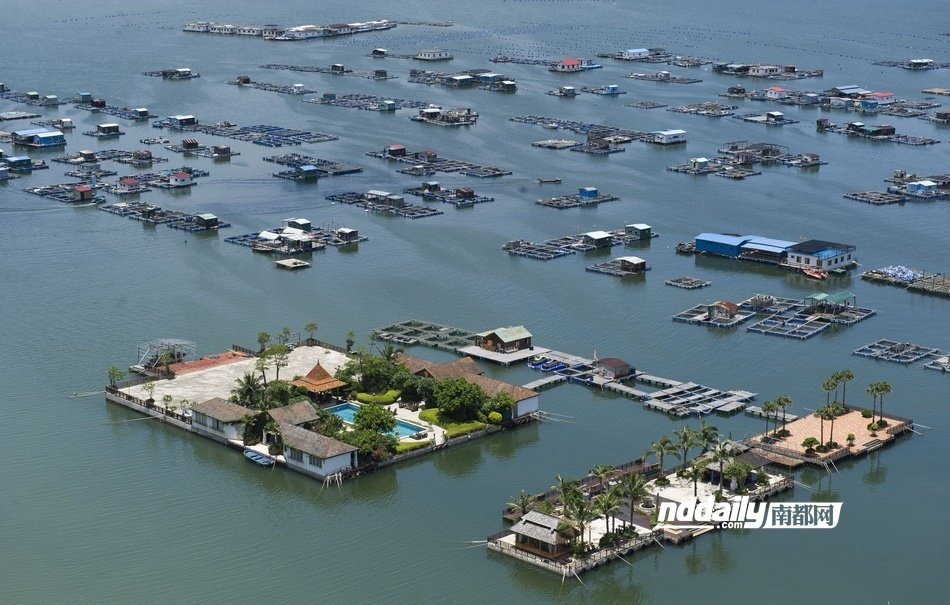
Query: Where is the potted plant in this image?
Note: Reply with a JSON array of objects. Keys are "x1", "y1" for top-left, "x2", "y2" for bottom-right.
[
  {"x1": 869, "y1": 422, "x2": 879, "y2": 437},
  {"x1": 846, "y1": 433, "x2": 855, "y2": 447}
]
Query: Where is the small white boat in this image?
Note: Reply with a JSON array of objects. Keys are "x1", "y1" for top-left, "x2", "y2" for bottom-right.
[{"x1": 244, "y1": 450, "x2": 275, "y2": 466}]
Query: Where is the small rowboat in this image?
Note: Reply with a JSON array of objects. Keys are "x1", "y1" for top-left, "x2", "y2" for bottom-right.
[
  {"x1": 244, "y1": 449, "x2": 275, "y2": 466},
  {"x1": 537, "y1": 177, "x2": 562, "y2": 184},
  {"x1": 802, "y1": 267, "x2": 829, "y2": 280}
]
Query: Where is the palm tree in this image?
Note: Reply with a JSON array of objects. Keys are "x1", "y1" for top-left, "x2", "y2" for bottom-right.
[
  {"x1": 686, "y1": 460, "x2": 706, "y2": 500},
  {"x1": 827, "y1": 402, "x2": 844, "y2": 447},
  {"x1": 507, "y1": 490, "x2": 535, "y2": 517},
  {"x1": 876, "y1": 381, "x2": 891, "y2": 424},
  {"x1": 674, "y1": 426, "x2": 700, "y2": 470},
  {"x1": 775, "y1": 394, "x2": 793, "y2": 434},
  {"x1": 866, "y1": 382, "x2": 879, "y2": 420},
  {"x1": 814, "y1": 405, "x2": 828, "y2": 446},
  {"x1": 231, "y1": 372, "x2": 265, "y2": 409},
  {"x1": 835, "y1": 369, "x2": 854, "y2": 406},
  {"x1": 304, "y1": 322, "x2": 318, "y2": 343},
  {"x1": 593, "y1": 490, "x2": 621, "y2": 535},
  {"x1": 255, "y1": 354, "x2": 272, "y2": 387},
  {"x1": 697, "y1": 421, "x2": 719, "y2": 453},
  {"x1": 723, "y1": 460, "x2": 752, "y2": 492},
  {"x1": 709, "y1": 441, "x2": 734, "y2": 491},
  {"x1": 564, "y1": 498, "x2": 596, "y2": 547},
  {"x1": 279, "y1": 327, "x2": 292, "y2": 345},
  {"x1": 553, "y1": 474, "x2": 582, "y2": 510},
  {"x1": 589, "y1": 464, "x2": 615, "y2": 495},
  {"x1": 645, "y1": 436, "x2": 677, "y2": 476},
  {"x1": 617, "y1": 472, "x2": 648, "y2": 529},
  {"x1": 821, "y1": 377, "x2": 837, "y2": 407},
  {"x1": 761, "y1": 400, "x2": 776, "y2": 438}
]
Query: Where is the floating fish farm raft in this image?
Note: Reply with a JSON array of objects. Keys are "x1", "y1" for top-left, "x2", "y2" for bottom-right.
[
  {"x1": 536, "y1": 190, "x2": 619, "y2": 209},
  {"x1": 24, "y1": 183, "x2": 106, "y2": 204},
  {"x1": 142, "y1": 68, "x2": 200, "y2": 79},
  {"x1": 366, "y1": 147, "x2": 511, "y2": 177},
  {"x1": 816, "y1": 119, "x2": 940, "y2": 145},
  {"x1": 99, "y1": 201, "x2": 229, "y2": 231},
  {"x1": 64, "y1": 165, "x2": 117, "y2": 179},
  {"x1": 531, "y1": 139, "x2": 581, "y2": 149},
  {"x1": 510, "y1": 115, "x2": 650, "y2": 142},
  {"x1": 261, "y1": 63, "x2": 397, "y2": 80},
  {"x1": 627, "y1": 100, "x2": 668, "y2": 109},
  {"x1": 152, "y1": 119, "x2": 337, "y2": 147},
  {"x1": 73, "y1": 102, "x2": 157, "y2": 120},
  {"x1": 872, "y1": 59, "x2": 950, "y2": 70},
  {"x1": 0, "y1": 88, "x2": 68, "y2": 106},
  {"x1": 0, "y1": 111, "x2": 41, "y2": 122},
  {"x1": 712, "y1": 63, "x2": 823, "y2": 80},
  {"x1": 225, "y1": 223, "x2": 368, "y2": 254},
  {"x1": 843, "y1": 191, "x2": 906, "y2": 205},
  {"x1": 597, "y1": 48, "x2": 675, "y2": 63},
  {"x1": 490, "y1": 56, "x2": 554, "y2": 66},
  {"x1": 403, "y1": 185, "x2": 494, "y2": 207},
  {"x1": 502, "y1": 228, "x2": 634, "y2": 260},
  {"x1": 372, "y1": 319, "x2": 477, "y2": 350},
  {"x1": 164, "y1": 141, "x2": 240, "y2": 159},
  {"x1": 740, "y1": 292, "x2": 876, "y2": 340},
  {"x1": 407, "y1": 69, "x2": 517, "y2": 92},
  {"x1": 264, "y1": 154, "x2": 363, "y2": 177},
  {"x1": 861, "y1": 266, "x2": 950, "y2": 298},
  {"x1": 625, "y1": 71, "x2": 701, "y2": 84},
  {"x1": 734, "y1": 112, "x2": 799, "y2": 125},
  {"x1": 665, "y1": 276, "x2": 712, "y2": 289},
  {"x1": 585, "y1": 257, "x2": 650, "y2": 277},
  {"x1": 668, "y1": 101, "x2": 737, "y2": 117},
  {"x1": 226, "y1": 79, "x2": 316, "y2": 95},
  {"x1": 52, "y1": 149, "x2": 169, "y2": 167},
  {"x1": 325, "y1": 191, "x2": 444, "y2": 219},
  {"x1": 303, "y1": 93, "x2": 430, "y2": 111},
  {"x1": 853, "y1": 339, "x2": 942, "y2": 365},
  {"x1": 673, "y1": 302, "x2": 757, "y2": 328}
]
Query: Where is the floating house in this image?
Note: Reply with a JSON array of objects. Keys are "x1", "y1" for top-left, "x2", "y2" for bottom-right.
[
  {"x1": 166, "y1": 115, "x2": 198, "y2": 128},
  {"x1": 582, "y1": 230, "x2": 613, "y2": 249},
  {"x1": 415, "y1": 49, "x2": 452, "y2": 61},
  {"x1": 650, "y1": 129, "x2": 687, "y2": 145},
  {"x1": 551, "y1": 58, "x2": 583, "y2": 73},
  {"x1": 596, "y1": 357, "x2": 633, "y2": 380},
  {"x1": 707, "y1": 300, "x2": 739, "y2": 321},
  {"x1": 748, "y1": 65, "x2": 782, "y2": 77},
  {"x1": 625, "y1": 224, "x2": 653, "y2": 240},
  {"x1": 621, "y1": 48, "x2": 651, "y2": 60},
  {"x1": 336, "y1": 227, "x2": 360, "y2": 243},
  {"x1": 194, "y1": 213, "x2": 220, "y2": 229},
  {"x1": 617, "y1": 256, "x2": 648, "y2": 273},
  {"x1": 905, "y1": 180, "x2": 938, "y2": 198},
  {"x1": 190, "y1": 397, "x2": 254, "y2": 444},
  {"x1": 764, "y1": 86, "x2": 787, "y2": 100},
  {"x1": 475, "y1": 326, "x2": 532, "y2": 354},
  {"x1": 785, "y1": 240, "x2": 856, "y2": 270},
  {"x1": 279, "y1": 422, "x2": 358, "y2": 480},
  {"x1": 509, "y1": 511, "x2": 575, "y2": 560},
  {"x1": 12, "y1": 128, "x2": 66, "y2": 148}
]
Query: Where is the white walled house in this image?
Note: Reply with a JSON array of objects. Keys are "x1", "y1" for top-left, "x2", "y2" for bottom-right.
[
  {"x1": 190, "y1": 398, "x2": 254, "y2": 443},
  {"x1": 785, "y1": 240, "x2": 856, "y2": 270},
  {"x1": 280, "y1": 423, "x2": 358, "y2": 479},
  {"x1": 651, "y1": 129, "x2": 687, "y2": 145}
]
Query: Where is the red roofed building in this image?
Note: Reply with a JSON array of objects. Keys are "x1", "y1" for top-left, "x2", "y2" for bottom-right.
[{"x1": 551, "y1": 58, "x2": 583, "y2": 73}]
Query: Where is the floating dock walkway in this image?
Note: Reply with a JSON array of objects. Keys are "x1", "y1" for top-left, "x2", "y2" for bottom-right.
[
  {"x1": 152, "y1": 119, "x2": 337, "y2": 147},
  {"x1": 304, "y1": 94, "x2": 430, "y2": 111},
  {"x1": 260, "y1": 64, "x2": 397, "y2": 80}
]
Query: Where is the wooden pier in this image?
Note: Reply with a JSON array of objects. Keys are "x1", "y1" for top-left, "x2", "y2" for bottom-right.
[{"x1": 522, "y1": 375, "x2": 567, "y2": 391}]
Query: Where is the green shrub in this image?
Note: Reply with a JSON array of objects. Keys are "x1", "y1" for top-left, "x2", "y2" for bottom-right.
[
  {"x1": 355, "y1": 390, "x2": 401, "y2": 405},
  {"x1": 395, "y1": 440, "x2": 432, "y2": 454},
  {"x1": 861, "y1": 409, "x2": 873, "y2": 418},
  {"x1": 487, "y1": 411, "x2": 503, "y2": 424}
]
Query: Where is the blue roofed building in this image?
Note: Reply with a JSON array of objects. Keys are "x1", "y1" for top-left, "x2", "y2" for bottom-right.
[
  {"x1": 694, "y1": 233, "x2": 754, "y2": 257},
  {"x1": 739, "y1": 236, "x2": 797, "y2": 264},
  {"x1": 12, "y1": 128, "x2": 66, "y2": 148}
]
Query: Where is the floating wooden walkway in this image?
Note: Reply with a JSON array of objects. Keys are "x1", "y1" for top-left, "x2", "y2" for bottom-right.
[
  {"x1": 537, "y1": 192, "x2": 619, "y2": 209},
  {"x1": 522, "y1": 375, "x2": 567, "y2": 390},
  {"x1": 745, "y1": 405, "x2": 798, "y2": 422},
  {"x1": 304, "y1": 94, "x2": 430, "y2": 111},
  {"x1": 625, "y1": 72, "x2": 701, "y2": 84},
  {"x1": 260, "y1": 64, "x2": 397, "y2": 80}
]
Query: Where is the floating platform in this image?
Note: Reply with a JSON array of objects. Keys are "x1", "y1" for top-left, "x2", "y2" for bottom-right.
[
  {"x1": 665, "y1": 276, "x2": 712, "y2": 289},
  {"x1": 52, "y1": 149, "x2": 168, "y2": 167},
  {"x1": 0, "y1": 88, "x2": 68, "y2": 107},
  {"x1": 668, "y1": 102, "x2": 737, "y2": 116},
  {"x1": 0, "y1": 111, "x2": 42, "y2": 122},
  {"x1": 275, "y1": 258, "x2": 310, "y2": 270},
  {"x1": 24, "y1": 183, "x2": 105, "y2": 204},
  {"x1": 873, "y1": 59, "x2": 950, "y2": 70},
  {"x1": 226, "y1": 80, "x2": 316, "y2": 95},
  {"x1": 844, "y1": 191, "x2": 905, "y2": 205},
  {"x1": 536, "y1": 192, "x2": 619, "y2": 209},
  {"x1": 531, "y1": 139, "x2": 581, "y2": 149},
  {"x1": 326, "y1": 191, "x2": 444, "y2": 219},
  {"x1": 853, "y1": 339, "x2": 941, "y2": 365},
  {"x1": 672, "y1": 304, "x2": 755, "y2": 327},
  {"x1": 643, "y1": 382, "x2": 756, "y2": 416},
  {"x1": 734, "y1": 113, "x2": 799, "y2": 125},
  {"x1": 264, "y1": 154, "x2": 362, "y2": 176},
  {"x1": 625, "y1": 72, "x2": 701, "y2": 84},
  {"x1": 74, "y1": 103, "x2": 157, "y2": 121},
  {"x1": 862, "y1": 266, "x2": 950, "y2": 298},
  {"x1": 260, "y1": 64, "x2": 397, "y2": 80},
  {"x1": 818, "y1": 121, "x2": 939, "y2": 145},
  {"x1": 626, "y1": 100, "x2": 668, "y2": 109},
  {"x1": 503, "y1": 228, "x2": 635, "y2": 261},
  {"x1": 585, "y1": 258, "x2": 649, "y2": 277},
  {"x1": 372, "y1": 319, "x2": 478, "y2": 352},
  {"x1": 152, "y1": 119, "x2": 337, "y2": 147},
  {"x1": 366, "y1": 147, "x2": 511, "y2": 178},
  {"x1": 304, "y1": 93, "x2": 430, "y2": 111},
  {"x1": 924, "y1": 355, "x2": 950, "y2": 372},
  {"x1": 142, "y1": 68, "x2": 200, "y2": 79},
  {"x1": 99, "y1": 201, "x2": 229, "y2": 231},
  {"x1": 403, "y1": 186, "x2": 494, "y2": 207}
]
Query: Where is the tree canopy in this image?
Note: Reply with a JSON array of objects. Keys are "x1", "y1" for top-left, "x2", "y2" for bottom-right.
[{"x1": 433, "y1": 378, "x2": 487, "y2": 421}]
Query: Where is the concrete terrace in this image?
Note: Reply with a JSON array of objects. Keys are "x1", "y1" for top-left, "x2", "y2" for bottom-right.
[{"x1": 122, "y1": 345, "x2": 349, "y2": 409}]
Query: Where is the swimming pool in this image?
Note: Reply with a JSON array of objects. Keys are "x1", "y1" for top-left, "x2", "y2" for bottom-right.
[{"x1": 326, "y1": 402, "x2": 429, "y2": 439}]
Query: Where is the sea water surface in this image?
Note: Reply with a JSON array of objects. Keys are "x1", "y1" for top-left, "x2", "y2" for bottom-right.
[{"x1": 1, "y1": 1, "x2": 948, "y2": 603}]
